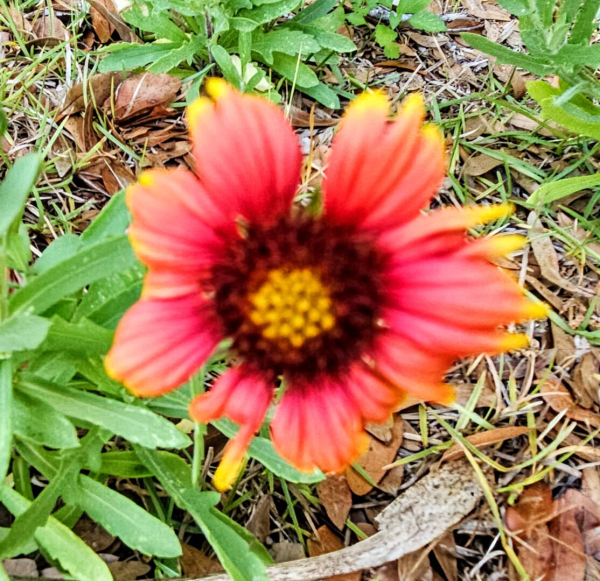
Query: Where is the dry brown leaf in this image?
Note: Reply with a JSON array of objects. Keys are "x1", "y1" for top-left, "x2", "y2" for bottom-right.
[
  {"x1": 346, "y1": 415, "x2": 403, "y2": 496},
  {"x1": 107, "y1": 560, "x2": 151, "y2": 580},
  {"x1": 91, "y1": 0, "x2": 116, "y2": 42},
  {"x1": 246, "y1": 494, "x2": 272, "y2": 543},
  {"x1": 307, "y1": 526, "x2": 361, "y2": 581},
  {"x1": 442, "y1": 426, "x2": 529, "y2": 462},
  {"x1": 101, "y1": 160, "x2": 135, "y2": 196},
  {"x1": 551, "y1": 322, "x2": 577, "y2": 367},
  {"x1": 432, "y1": 533, "x2": 457, "y2": 581},
  {"x1": 397, "y1": 550, "x2": 433, "y2": 581},
  {"x1": 508, "y1": 112, "x2": 557, "y2": 136},
  {"x1": 529, "y1": 212, "x2": 587, "y2": 295},
  {"x1": 29, "y1": 15, "x2": 69, "y2": 47},
  {"x1": 573, "y1": 353, "x2": 600, "y2": 407},
  {"x1": 365, "y1": 418, "x2": 393, "y2": 444},
  {"x1": 87, "y1": 0, "x2": 139, "y2": 42},
  {"x1": 181, "y1": 542, "x2": 223, "y2": 577},
  {"x1": 113, "y1": 73, "x2": 182, "y2": 121},
  {"x1": 61, "y1": 72, "x2": 125, "y2": 117},
  {"x1": 549, "y1": 508, "x2": 585, "y2": 581},
  {"x1": 378, "y1": 464, "x2": 404, "y2": 495},
  {"x1": 462, "y1": 152, "x2": 504, "y2": 176},
  {"x1": 540, "y1": 377, "x2": 600, "y2": 429},
  {"x1": 366, "y1": 561, "x2": 399, "y2": 581},
  {"x1": 317, "y1": 475, "x2": 352, "y2": 530}
]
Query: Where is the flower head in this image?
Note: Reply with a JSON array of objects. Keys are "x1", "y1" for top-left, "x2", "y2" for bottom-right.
[{"x1": 105, "y1": 79, "x2": 547, "y2": 491}]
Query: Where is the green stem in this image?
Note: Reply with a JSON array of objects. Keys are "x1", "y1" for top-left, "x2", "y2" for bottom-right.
[{"x1": 190, "y1": 367, "x2": 207, "y2": 489}]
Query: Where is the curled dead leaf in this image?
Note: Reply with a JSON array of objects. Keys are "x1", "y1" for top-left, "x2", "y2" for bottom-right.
[
  {"x1": 317, "y1": 475, "x2": 352, "y2": 530},
  {"x1": 442, "y1": 426, "x2": 529, "y2": 462},
  {"x1": 540, "y1": 377, "x2": 600, "y2": 429}
]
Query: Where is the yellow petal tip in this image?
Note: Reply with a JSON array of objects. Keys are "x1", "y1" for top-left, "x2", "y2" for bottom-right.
[
  {"x1": 522, "y1": 301, "x2": 550, "y2": 320},
  {"x1": 138, "y1": 171, "x2": 154, "y2": 187},
  {"x1": 468, "y1": 203, "x2": 515, "y2": 226},
  {"x1": 213, "y1": 455, "x2": 244, "y2": 492},
  {"x1": 499, "y1": 333, "x2": 530, "y2": 352},
  {"x1": 205, "y1": 77, "x2": 230, "y2": 100},
  {"x1": 186, "y1": 96, "x2": 213, "y2": 129},
  {"x1": 347, "y1": 90, "x2": 389, "y2": 116},
  {"x1": 421, "y1": 123, "x2": 444, "y2": 145},
  {"x1": 488, "y1": 234, "x2": 527, "y2": 256},
  {"x1": 401, "y1": 92, "x2": 425, "y2": 119}
]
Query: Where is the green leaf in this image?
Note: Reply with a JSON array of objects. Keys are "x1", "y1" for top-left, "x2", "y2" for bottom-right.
[
  {"x1": 122, "y1": 5, "x2": 189, "y2": 41},
  {"x1": 9, "y1": 235, "x2": 138, "y2": 316},
  {"x1": 292, "y1": 0, "x2": 338, "y2": 23},
  {"x1": 134, "y1": 447, "x2": 269, "y2": 580},
  {"x1": 149, "y1": 37, "x2": 205, "y2": 73},
  {"x1": 13, "y1": 391, "x2": 79, "y2": 449},
  {"x1": 7, "y1": 223, "x2": 32, "y2": 273},
  {"x1": 570, "y1": 0, "x2": 600, "y2": 45},
  {"x1": 0, "y1": 361, "x2": 12, "y2": 486},
  {"x1": 99, "y1": 450, "x2": 154, "y2": 478},
  {"x1": 239, "y1": 0, "x2": 302, "y2": 26},
  {"x1": 396, "y1": 0, "x2": 432, "y2": 14},
  {"x1": 0, "y1": 154, "x2": 42, "y2": 240},
  {"x1": 67, "y1": 478, "x2": 182, "y2": 557},
  {"x1": 74, "y1": 265, "x2": 143, "y2": 330},
  {"x1": 211, "y1": 46, "x2": 243, "y2": 88},
  {"x1": 40, "y1": 317, "x2": 113, "y2": 356},
  {"x1": 80, "y1": 190, "x2": 130, "y2": 246},
  {"x1": 301, "y1": 82, "x2": 341, "y2": 109},
  {"x1": 251, "y1": 30, "x2": 320, "y2": 64},
  {"x1": 270, "y1": 52, "x2": 319, "y2": 87},
  {"x1": 17, "y1": 375, "x2": 191, "y2": 450},
  {"x1": 0, "y1": 527, "x2": 37, "y2": 556},
  {"x1": 526, "y1": 173, "x2": 600, "y2": 206},
  {"x1": 375, "y1": 23, "x2": 396, "y2": 48},
  {"x1": 527, "y1": 79, "x2": 600, "y2": 139},
  {"x1": 98, "y1": 42, "x2": 182, "y2": 73},
  {"x1": 408, "y1": 10, "x2": 446, "y2": 32},
  {"x1": 0, "y1": 110, "x2": 7, "y2": 137},
  {"x1": 0, "y1": 487, "x2": 112, "y2": 581},
  {"x1": 497, "y1": 0, "x2": 534, "y2": 16},
  {"x1": 32, "y1": 234, "x2": 82, "y2": 275},
  {"x1": 292, "y1": 25, "x2": 356, "y2": 52},
  {"x1": 461, "y1": 32, "x2": 553, "y2": 76},
  {"x1": 0, "y1": 315, "x2": 51, "y2": 352}
]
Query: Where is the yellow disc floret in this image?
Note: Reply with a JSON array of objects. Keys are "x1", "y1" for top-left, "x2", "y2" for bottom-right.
[{"x1": 249, "y1": 268, "x2": 336, "y2": 348}]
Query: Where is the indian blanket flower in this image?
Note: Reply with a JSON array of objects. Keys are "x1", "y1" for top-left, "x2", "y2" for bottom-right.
[{"x1": 106, "y1": 79, "x2": 546, "y2": 491}]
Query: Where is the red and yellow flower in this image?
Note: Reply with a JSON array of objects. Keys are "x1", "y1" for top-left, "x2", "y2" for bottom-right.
[{"x1": 105, "y1": 79, "x2": 546, "y2": 491}]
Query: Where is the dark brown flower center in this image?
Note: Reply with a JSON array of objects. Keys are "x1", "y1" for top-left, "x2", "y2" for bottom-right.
[{"x1": 211, "y1": 216, "x2": 386, "y2": 381}]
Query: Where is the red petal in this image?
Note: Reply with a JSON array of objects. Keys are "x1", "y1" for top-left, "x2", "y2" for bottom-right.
[
  {"x1": 105, "y1": 295, "x2": 220, "y2": 397},
  {"x1": 127, "y1": 168, "x2": 227, "y2": 297},
  {"x1": 271, "y1": 380, "x2": 368, "y2": 474},
  {"x1": 187, "y1": 80, "x2": 302, "y2": 224},
  {"x1": 324, "y1": 92, "x2": 445, "y2": 232}
]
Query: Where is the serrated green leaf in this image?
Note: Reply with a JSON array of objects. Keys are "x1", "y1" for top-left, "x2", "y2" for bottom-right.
[
  {"x1": 17, "y1": 375, "x2": 191, "y2": 450},
  {"x1": 571, "y1": 0, "x2": 600, "y2": 45},
  {"x1": 292, "y1": 25, "x2": 356, "y2": 52},
  {"x1": 13, "y1": 391, "x2": 79, "y2": 449},
  {"x1": 291, "y1": 0, "x2": 338, "y2": 23},
  {"x1": 239, "y1": 0, "x2": 302, "y2": 26},
  {"x1": 0, "y1": 487, "x2": 112, "y2": 581},
  {"x1": 527, "y1": 79, "x2": 600, "y2": 140},
  {"x1": 384, "y1": 42, "x2": 400, "y2": 58},
  {"x1": 122, "y1": 5, "x2": 188, "y2": 41},
  {"x1": 134, "y1": 447, "x2": 269, "y2": 580},
  {"x1": 526, "y1": 174, "x2": 600, "y2": 206},
  {"x1": 0, "y1": 154, "x2": 42, "y2": 240},
  {"x1": 0, "y1": 527, "x2": 37, "y2": 556},
  {"x1": 0, "y1": 315, "x2": 51, "y2": 352},
  {"x1": 462, "y1": 32, "x2": 553, "y2": 76},
  {"x1": 409, "y1": 10, "x2": 446, "y2": 32},
  {"x1": 555, "y1": 44, "x2": 600, "y2": 68},
  {"x1": 252, "y1": 30, "x2": 319, "y2": 64},
  {"x1": 98, "y1": 42, "x2": 181, "y2": 72},
  {"x1": 9, "y1": 235, "x2": 138, "y2": 316},
  {"x1": 150, "y1": 37, "x2": 205, "y2": 73},
  {"x1": 375, "y1": 24, "x2": 396, "y2": 48}
]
